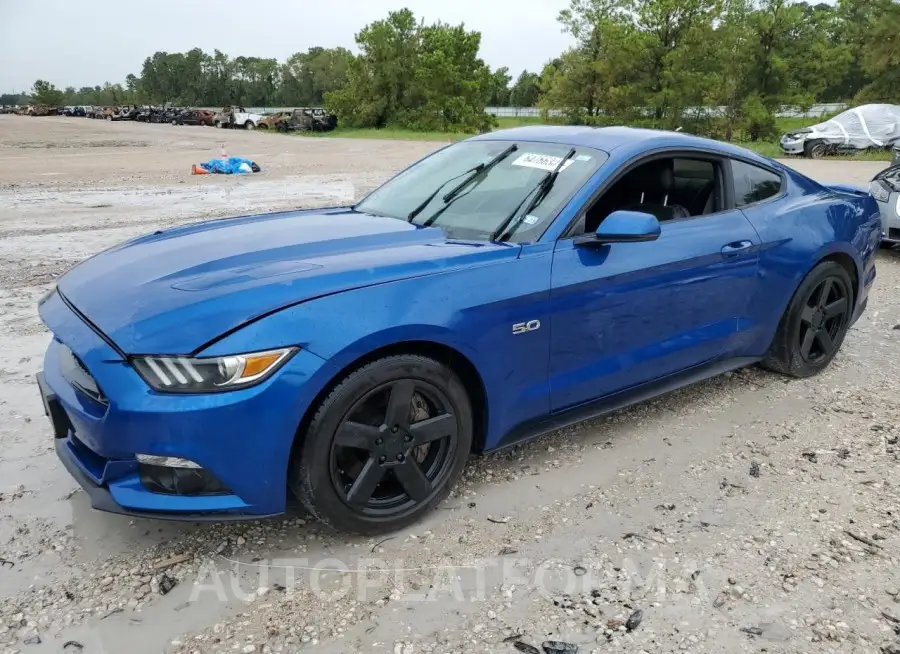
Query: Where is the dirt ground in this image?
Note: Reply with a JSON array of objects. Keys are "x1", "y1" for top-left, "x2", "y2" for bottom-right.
[{"x1": 1, "y1": 115, "x2": 899, "y2": 654}]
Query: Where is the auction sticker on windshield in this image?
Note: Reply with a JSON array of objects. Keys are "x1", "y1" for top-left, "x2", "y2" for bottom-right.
[{"x1": 512, "y1": 153, "x2": 578, "y2": 172}]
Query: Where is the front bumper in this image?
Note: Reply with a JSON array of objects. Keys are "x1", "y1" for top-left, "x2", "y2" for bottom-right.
[
  {"x1": 875, "y1": 191, "x2": 900, "y2": 243},
  {"x1": 779, "y1": 137, "x2": 805, "y2": 155},
  {"x1": 37, "y1": 290, "x2": 331, "y2": 520}
]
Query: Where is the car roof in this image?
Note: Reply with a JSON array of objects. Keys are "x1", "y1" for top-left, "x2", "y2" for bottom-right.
[{"x1": 469, "y1": 125, "x2": 778, "y2": 168}]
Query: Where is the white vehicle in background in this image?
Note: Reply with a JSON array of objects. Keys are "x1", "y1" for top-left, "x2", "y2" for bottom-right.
[
  {"x1": 213, "y1": 105, "x2": 263, "y2": 130},
  {"x1": 780, "y1": 104, "x2": 900, "y2": 158},
  {"x1": 870, "y1": 163, "x2": 900, "y2": 246}
]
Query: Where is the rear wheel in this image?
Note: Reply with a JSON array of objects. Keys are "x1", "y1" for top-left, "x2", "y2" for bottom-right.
[
  {"x1": 289, "y1": 355, "x2": 472, "y2": 534},
  {"x1": 760, "y1": 261, "x2": 853, "y2": 378}
]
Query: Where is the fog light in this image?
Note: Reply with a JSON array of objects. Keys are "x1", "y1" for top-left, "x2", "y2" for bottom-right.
[
  {"x1": 139, "y1": 463, "x2": 231, "y2": 496},
  {"x1": 136, "y1": 454, "x2": 201, "y2": 469}
]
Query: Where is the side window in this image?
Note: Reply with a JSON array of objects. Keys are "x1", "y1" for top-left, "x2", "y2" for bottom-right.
[
  {"x1": 579, "y1": 156, "x2": 721, "y2": 235},
  {"x1": 732, "y1": 160, "x2": 783, "y2": 207}
]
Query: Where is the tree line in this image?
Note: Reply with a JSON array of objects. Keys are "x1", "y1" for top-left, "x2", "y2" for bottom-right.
[{"x1": 4, "y1": 0, "x2": 899, "y2": 139}]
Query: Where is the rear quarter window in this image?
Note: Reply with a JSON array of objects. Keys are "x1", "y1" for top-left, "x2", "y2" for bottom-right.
[{"x1": 732, "y1": 160, "x2": 783, "y2": 207}]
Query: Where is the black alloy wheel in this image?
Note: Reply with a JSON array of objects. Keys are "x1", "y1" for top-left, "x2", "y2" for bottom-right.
[
  {"x1": 330, "y1": 379, "x2": 456, "y2": 514},
  {"x1": 761, "y1": 260, "x2": 853, "y2": 378},
  {"x1": 795, "y1": 276, "x2": 849, "y2": 364},
  {"x1": 290, "y1": 355, "x2": 472, "y2": 534}
]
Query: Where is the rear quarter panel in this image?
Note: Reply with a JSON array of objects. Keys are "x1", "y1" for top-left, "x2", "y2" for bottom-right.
[{"x1": 738, "y1": 166, "x2": 880, "y2": 355}]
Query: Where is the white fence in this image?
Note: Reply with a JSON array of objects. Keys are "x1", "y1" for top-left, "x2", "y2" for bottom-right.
[{"x1": 484, "y1": 103, "x2": 849, "y2": 119}]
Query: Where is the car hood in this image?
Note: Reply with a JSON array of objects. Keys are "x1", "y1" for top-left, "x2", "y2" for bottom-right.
[{"x1": 54, "y1": 208, "x2": 514, "y2": 355}]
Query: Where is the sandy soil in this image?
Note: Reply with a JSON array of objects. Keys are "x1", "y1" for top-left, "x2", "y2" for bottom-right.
[{"x1": 1, "y1": 115, "x2": 899, "y2": 654}]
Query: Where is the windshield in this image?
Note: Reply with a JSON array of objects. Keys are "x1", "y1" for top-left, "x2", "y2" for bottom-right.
[{"x1": 355, "y1": 140, "x2": 608, "y2": 242}]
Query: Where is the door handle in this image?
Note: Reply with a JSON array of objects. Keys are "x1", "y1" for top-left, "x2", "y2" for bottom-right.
[{"x1": 720, "y1": 240, "x2": 753, "y2": 257}]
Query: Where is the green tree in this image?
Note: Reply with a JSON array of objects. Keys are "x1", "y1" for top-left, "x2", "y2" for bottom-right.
[
  {"x1": 509, "y1": 70, "x2": 541, "y2": 106},
  {"x1": 327, "y1": 9, "x2": 420, "y2": 127},
  {"x1": 486, "y1": 67, "x2": 512, "y2": 106},
  {"x1": 31, "y1": 79, "x2": 64, "y2": 106},
  {"x1": 542, "y1": 0, "x2": 646, "y2": 123},
  {"x1": 0, "y1": 92, "x2": 28, "y2": 105},
  {"x1": 326, "y1": 8, "x2": 493, "y2": 132},
  {"x1": 857, "y1": 0, "x2": 900, "y2": 101},
  {"x1": 281, "y1": 47, "x2": 351, "y2": 105}
]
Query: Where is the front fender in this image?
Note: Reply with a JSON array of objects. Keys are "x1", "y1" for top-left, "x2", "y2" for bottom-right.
[{"x1": 200, "y1": 252, "x2": 554, "y2": 449}]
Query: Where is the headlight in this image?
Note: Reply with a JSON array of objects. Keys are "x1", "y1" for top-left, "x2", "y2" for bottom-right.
[
  {"x1": 879, "y1": 168, "x2": 900, "y2": 192},
  {"x1": 132, "y1": 348, "x2": 296, "y2": 393},
  {"x1": 870, "y1": 180, "x2": 891, "y2": 203}
]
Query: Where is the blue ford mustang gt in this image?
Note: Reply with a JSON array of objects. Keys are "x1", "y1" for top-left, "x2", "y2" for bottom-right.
[{"x1": 36, "y1": 126, "x2": 880, "y2": 534}]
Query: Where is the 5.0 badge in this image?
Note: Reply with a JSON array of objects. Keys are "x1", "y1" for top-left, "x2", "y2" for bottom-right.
[{"x1": 512, "y1": 320, "x2": 541, "y2": 335}]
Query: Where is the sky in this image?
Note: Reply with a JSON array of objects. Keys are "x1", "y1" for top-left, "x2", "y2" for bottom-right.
[{"x1": 0, "y1": 0, "x2": 574, "y2": 93}]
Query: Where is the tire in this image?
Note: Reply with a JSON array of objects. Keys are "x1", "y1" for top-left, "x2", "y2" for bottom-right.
[
  {"x1": 171, "y1": 119, "x2": 178, "y2": 126},
  {"x1": 289, "y1": 355, "x2": 472, "y2": 535},
  {"x1": 105, "y1": 115, "x2": 112, "y2": 122},
  {"x1": 244, "y1": 121, "x2": 255, "y2": 131},
  {"x1": 804, "y1": 140, "x2": 827, "y2": 159},
  {"x1": 760, "y1": 261, "x2": 854, "y2": 378}
]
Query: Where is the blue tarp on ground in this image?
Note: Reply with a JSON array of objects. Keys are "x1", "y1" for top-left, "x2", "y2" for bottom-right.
[{"x1": 199, "y1": 157, "x2": 261, "y2": 174}]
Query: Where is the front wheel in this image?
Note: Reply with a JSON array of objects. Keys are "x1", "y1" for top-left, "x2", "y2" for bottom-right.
[
  {"x1": 760, "y1": 261, "x2": 853, "y2": 378},
  {"x1": 804, "y1": 140, "x2": 827, "y2": 159},
  {"x1": 289, "y1": 355, "x2": 472, "y2": 534},
  {"x1": 244, "y1": 121, "x2": 255, "y2": 130}
]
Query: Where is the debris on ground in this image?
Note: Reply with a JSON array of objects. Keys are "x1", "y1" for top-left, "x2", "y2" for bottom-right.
[
  {"x1": 625, "y1": 609, "x2": 643, "y2": 631},
  {"x1": 191, "y1": 155, "x2": 261, "y2": 175},
  {"x1": 541, "y1": 641, "x2": 578, "y2": 653},
  {"x1": 158, "y1": 573, "x2": 178, "y2": 595}
]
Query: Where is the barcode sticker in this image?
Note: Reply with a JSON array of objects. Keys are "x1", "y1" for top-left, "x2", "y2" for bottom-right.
[{"x1": 511, "y1": 153, "x2": 576, "y2": 172}]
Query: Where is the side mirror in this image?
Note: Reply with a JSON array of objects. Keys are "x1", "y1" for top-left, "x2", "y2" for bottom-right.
[{"x1": 574, "y1": 210, "x2": 661, "y2": 246}]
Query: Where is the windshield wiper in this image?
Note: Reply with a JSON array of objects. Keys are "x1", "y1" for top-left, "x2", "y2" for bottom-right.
[
  {"x1": 491, "y1": 148, "x2": 576, "y2": 242},
  {"x1": 407, "y1": 143, "x2": 518, "y2": 223}
]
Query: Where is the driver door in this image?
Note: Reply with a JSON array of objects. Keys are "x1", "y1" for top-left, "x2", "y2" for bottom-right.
[{"x1": 548, "y1": 154, "x2": 761, "y2": 411}]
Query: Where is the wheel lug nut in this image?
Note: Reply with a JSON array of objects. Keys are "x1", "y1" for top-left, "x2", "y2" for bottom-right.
[
  {"x1": 375, "y1": 437, "x2": 383, "y2": 445},
  {"x1": 404, "y1": 435, "x2": 412, "y2": 443},
  {"x1": 391, "y1": 426, "x2": 399, "y2": 433},
  {"x1": 396, "y1": 453, "x2": 405, "y2": 462},
  {"x1": 378, "y1": 455, "x2": 386, "y2": 464}
]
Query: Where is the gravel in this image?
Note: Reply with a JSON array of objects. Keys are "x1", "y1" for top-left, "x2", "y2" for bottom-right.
[{"x1": 0, "y1": 115, "x2": 899, "y2": 654}]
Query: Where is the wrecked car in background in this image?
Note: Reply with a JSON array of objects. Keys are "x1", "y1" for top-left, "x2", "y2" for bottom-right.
[
  {"x1": 256, "y1": 110, "x2": 292, "y2": 131},
  {"x1": 213, "y1": 105, "x2": 263, "y2": 130},
  {"x1": 870, "y1": 163, "x2": 900, "y2": 245},
  {"x1": 171, "y1": 109, "x2": 215, "y2": 126},
  {"x1": 26, "y1": 105, "x2": 58, "y2": 116},
  {"x1": 781, "y1": 104, "x2": 900, "y2": 158},
  {"x1": 256, "y1": 108, "x2": 338, "y2": 133}
]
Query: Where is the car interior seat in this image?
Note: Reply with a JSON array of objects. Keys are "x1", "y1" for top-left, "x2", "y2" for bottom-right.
[{"x1": 619, "y1": 159, "x2": 691, "y2": 222}]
